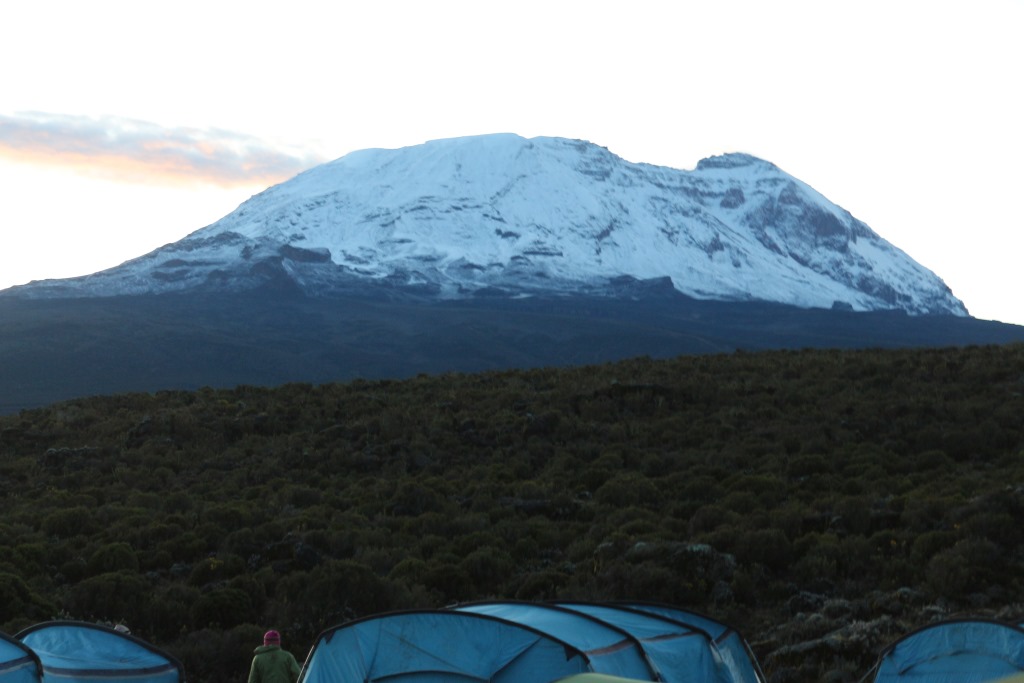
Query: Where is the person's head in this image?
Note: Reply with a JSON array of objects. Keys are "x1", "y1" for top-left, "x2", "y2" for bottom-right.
[{"x1": 263, "y1": 630, "x2": 281, "y2": 646}]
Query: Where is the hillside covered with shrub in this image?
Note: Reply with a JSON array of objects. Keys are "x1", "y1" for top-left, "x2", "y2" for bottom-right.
[{"x1": 2, "y1": 343, "x2": 1024, "y2": 682}]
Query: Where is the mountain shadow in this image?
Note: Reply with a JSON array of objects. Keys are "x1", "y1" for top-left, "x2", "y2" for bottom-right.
[{"x1": 2, "y1": 285, "x2": 1023, "y2": 414}]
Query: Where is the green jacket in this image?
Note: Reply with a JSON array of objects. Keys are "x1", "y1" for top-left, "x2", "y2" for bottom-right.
[{"x1": 248, "y1": 644, "x2": 301, "y2": 683}]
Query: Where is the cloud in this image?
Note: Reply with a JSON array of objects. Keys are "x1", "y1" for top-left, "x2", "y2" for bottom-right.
[{"x1": 0, "y1": 112, "x2": 325, "y2": 187}]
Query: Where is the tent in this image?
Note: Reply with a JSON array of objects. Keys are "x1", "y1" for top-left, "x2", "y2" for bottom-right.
[
  {"x1": 868, "y1": 618, "x2": 1024, "y2": 682},
  {"x1": 299, "y1": 601, "x2": 765, "y2": 683},
  {"x1": 554, "y1": 675, "x2": 651, "y2": 683},
  {"x1": 552, "y1": 602, "x2": 759, "y2": 683},
  {"x1": 0, "y1": 633, "x2": 41, "y2": 683},
  {"x1": 299, "y1": 610, "x2": 591, "y2": 683},
  {"x1": 16, "y1": 622, "x2": 184, "y2": 683},
  {"x1": 454, "y1": 603, "x2": 657, "y2": 681},
  {"x1": 615, "y1": 601, "x2": 765, "y2": 683},
  {"x1": 459, "y1": 601, "x2": 743, "y2": 682}
]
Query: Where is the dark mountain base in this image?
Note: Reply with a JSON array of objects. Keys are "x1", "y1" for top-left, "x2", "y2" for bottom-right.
[{"x1": 2, "y1": 287, "x2": 1023, "y2": 414}]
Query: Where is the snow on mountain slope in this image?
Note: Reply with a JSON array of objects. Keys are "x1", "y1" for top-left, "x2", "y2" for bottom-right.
[{"x1": 7, "y1": 134, "x2": 968, "y2": 315}]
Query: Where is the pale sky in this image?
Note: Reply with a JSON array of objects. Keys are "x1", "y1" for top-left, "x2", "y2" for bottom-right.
[{"x1": 2, "y1": 1, "x2": 1021, "y2": 324}]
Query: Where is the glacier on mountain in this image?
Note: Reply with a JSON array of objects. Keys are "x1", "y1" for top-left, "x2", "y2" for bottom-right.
[{"x1": 6, "y1": 134, "x2": 967, "y2": 316}]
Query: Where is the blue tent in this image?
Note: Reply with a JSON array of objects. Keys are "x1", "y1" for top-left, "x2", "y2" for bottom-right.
[
  {"x1": 455, "y1": 603, "x2": 656, "y2": 681},
  {"x1": 552, "y1": 602, "x2": 749, "y2": 683},
  {"x1": 616, "y1": 602, "x2": 764, "y2": 683},
  {"x1": 869, "y1": 619, "x2": 1024, "y2": 682},
  {"x1": 555, "y1": 675, "x2": 652, "y2": 683},
  {"x1": 299, "y1": 610, "x2": 590, "y2": 683},
  {"x1": 0, "y1": 634, "x2": 41, "y2": 683},
  {"x1": 300, "y1": 601, "x2": 765, "y2": 683},
  {"x1": 16, "y1": 622, "x2": 184, "y2": 683}
]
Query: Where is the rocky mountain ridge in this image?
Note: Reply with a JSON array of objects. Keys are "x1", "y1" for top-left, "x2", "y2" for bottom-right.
[{"x1": 4, "y1": 134, "x2": 967, "y2": 317}]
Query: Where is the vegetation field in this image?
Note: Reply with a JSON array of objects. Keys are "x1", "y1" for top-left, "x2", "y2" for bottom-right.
[{"x1": 2, "y1": 343, "x2": 1024, "y2": 682}]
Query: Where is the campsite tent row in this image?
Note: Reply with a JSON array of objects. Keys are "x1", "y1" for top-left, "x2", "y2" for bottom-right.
[
  {"x1": 1, "y1": 622, "x2": 183, "y2": 683},
  {"x1": 297, "y1": 600, "x2": 766, "y2": 683},
  {"x1": 9, "y1": 611, "x2": 1024, "y2": 683},
  {"x1": 296, "y1": 604, "x2": 1024, "y2": 683}
]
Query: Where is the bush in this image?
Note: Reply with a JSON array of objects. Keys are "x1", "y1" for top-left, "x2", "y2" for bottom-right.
[
  {"x1": 146, "y1": 583, "x2": 200, "y2": 640},
  {"x1": 0, "y1": 572, "x2": 55, "y2": 625},
  {"x1": 189, "y1": 554, "x2": 247, "y2": 587},
  {"x1": 41, "y1": 506, "x2": 96, "y2": 538},
  {"x1": 63, "y1": 571, "x2": 151, "y2": 625},
  {"x1": 292, "y1": 560, "x2": 402, "y2": 623},
  {"x1": 459, "y1": 546, "x2": 514, "y2": 592},
  {"x1": 169, "y1": 626, "x2": 269, "y2": 683},
  {"x1": 925, "y1": 539, "x2": 1001, "y2": 599},
  {"x1": 511, "y1": 570, "x2": 570, "y2": 601},
  {"x1": 909, "y1": 530, "x2": 957, "y2": 566},
  {"x1": 734, "y1": 529, "x2": 793, "y2": 571},
  {"x1": 594, "y1": 473, "x2": 660, "y2": 509},
  {"x1": 191, "y1": 587, "x2": 255, "y2": 629},
  {"x1": 87, "y1": 542, "x2": 140, "y2": 576}
]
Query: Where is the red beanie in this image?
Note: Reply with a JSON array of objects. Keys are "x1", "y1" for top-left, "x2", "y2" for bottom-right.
[{"x1": 264, "y1": 630, "x2": 281, "y2": 645}]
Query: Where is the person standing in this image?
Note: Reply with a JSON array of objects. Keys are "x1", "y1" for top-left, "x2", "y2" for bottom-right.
[{"x1": 248, "y1": 630, "x2": 302, "y2": 683}]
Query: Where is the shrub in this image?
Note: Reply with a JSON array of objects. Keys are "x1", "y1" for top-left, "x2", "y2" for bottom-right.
[
  {"x1": 158, "y1": 532, "x2": 210, "y2": 562},
  {"x1": 421, "y1": 562, "x2": 473, "y2": 603},
  {"x1": 191, "y1": 587, "x2": 255, "y2": 629},
  {"x1": 62, "y1": 571, "x2": 151, "y2": 625},
  {"x1": 734, "y1": 529, "x2": 793, "y2": 571},
  {"x1": 169, "y1": 626, "x2": 269, "y2": 683},
  {"x1": 924, "y1": 547, "x2": 971, "y2": 598},
  {"x1": 511, "y1": 569, "x2": 570, "y2": 601},
  {"x1": 188, "y1": 554, "x2": 247, "y2": 587},
  {"x1": 459, "y1": 546, "x2": 514, "y2": 592},
  {"x1": 41, "y1": 506, "x2": 96, "y2": 538},
  {"x1": 688, "y1": 504, "x2": 738, "y2": 535},
  {"x1": 298, "y1": 560, "x2": 401, "y2": 621},
  {"x1": 910, "y1": 530, "x2": 957, "y2": 566},
  {"x1": 792, "y1": 533, "x2": 840, "y2": 585},
  {"x1": 87, "y1": 542, "x2": 140, "y2": 576},
  {"x1": 146, "y1": 583, "x2": 200, "y2": 640},
  {"x1": 0, "y1": 572, "x2": 55, "y2": 625}
]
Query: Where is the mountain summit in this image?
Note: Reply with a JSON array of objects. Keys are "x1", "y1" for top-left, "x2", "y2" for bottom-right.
[{"x1": 9, "y1": 134, "x2": 966, "y2": 315}]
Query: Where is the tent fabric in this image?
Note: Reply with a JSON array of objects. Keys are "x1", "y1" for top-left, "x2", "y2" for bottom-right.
[
  {"x1": 0, "y1": 634, "x2": 41, "y2": 683},
  {"x1": 618, "y1": 602, "x2": 765, "y2": 683},
  {"x1": 550, "y1": 602, "x2": 732, "y2": 683},
  {"x1": 554, "y1": 675, "x2": 652, "y2": 683},
  {"x1": 16, "y1": 623, "x2": 183, "y2": 683},
  {"x1": 454, "y1": 603, "x2": 655, "y2": 681},
  {"x1": 299, "y1": 610, "x2": 590, "y2": 683},
  {"x1": 300, "y1": 602, "x2": 765, "y2": 683},
  {"x1": 871, "y1": 619, "x2": 1024, "y2": 683}
]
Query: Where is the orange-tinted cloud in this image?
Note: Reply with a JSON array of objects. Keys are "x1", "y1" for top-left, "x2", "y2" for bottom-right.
[{"x1": 0, "y1": 112, "x2": 326, "y2": 187}]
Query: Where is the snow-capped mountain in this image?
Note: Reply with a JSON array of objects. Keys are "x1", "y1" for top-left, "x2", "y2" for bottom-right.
[{"x1": 9, "y1": 134, "x2": 967, "y2": 315}]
